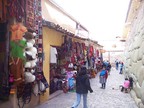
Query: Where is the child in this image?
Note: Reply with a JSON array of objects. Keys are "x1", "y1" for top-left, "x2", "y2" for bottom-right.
[
  {"x1": 99, "y1": 66, "x2": 108, "y2": 89},
  {"x1": 121, "y1": 78, "x2": 130, "y2": 92}
]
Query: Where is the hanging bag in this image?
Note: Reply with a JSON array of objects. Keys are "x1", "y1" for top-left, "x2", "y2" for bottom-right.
[{"x1": 17, "y1": 83, "x2": 32, "y2": 108}]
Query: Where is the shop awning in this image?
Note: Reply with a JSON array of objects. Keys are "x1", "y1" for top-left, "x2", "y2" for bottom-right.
[{"x1": 41, "y1": 0, "x2": 76, "y2": 34}]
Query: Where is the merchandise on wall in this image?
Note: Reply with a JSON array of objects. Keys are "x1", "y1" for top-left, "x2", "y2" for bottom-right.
[{"x1": 0, "y1": 0, "x2": 48, "y2": 106}]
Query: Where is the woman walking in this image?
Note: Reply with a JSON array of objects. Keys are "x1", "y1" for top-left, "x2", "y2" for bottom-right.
[{"x1": 71, "y1": 65, "x2": 93, "y2": 108}]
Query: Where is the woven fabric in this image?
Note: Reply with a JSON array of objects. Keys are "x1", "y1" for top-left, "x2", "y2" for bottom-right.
[{"x1": 10, "y1": 40, "x2": 27, "y2": 59}]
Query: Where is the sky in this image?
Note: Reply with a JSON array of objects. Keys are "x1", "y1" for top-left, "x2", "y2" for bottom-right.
[{"x1": 53, "y1": 0, "x2": 130, "y2": 50}]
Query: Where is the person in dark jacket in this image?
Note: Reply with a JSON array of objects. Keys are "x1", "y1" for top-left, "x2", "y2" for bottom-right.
[{"x1": 71, "y1": 66, "x2": 93, "y2": 108}]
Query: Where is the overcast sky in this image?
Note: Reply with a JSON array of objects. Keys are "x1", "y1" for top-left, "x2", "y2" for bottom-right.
[{"x1": 53, "y1": 0, "x2": 130, "y2": 49}]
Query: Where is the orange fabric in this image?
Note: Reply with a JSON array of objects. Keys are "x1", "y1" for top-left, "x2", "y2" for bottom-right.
[{"x1": 10, "y1": 23, "x2": 27, "y2": 41}]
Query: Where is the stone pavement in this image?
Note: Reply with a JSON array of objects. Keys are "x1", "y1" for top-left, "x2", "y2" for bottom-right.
[{"x1": 35, "y1": 67, "x2": 138, "y2": 108}]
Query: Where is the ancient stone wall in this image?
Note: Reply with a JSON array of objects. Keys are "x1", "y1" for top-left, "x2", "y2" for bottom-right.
[{"x1": 124, "y1": 1, "x2": 144, "y2": 107}]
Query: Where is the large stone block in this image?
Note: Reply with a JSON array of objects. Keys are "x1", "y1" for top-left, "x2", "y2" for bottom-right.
[
  {"x1": 142, "y1": 55, "x2": 144, "y2": 65},
  {"x1": 125, "y1": 59, "x2": 130, "y2": 68},
  {"x1": 131, "y1": 49, "x2": 138, "y2": 63},
  {"x1": 126, "y1": 51, "x2": 130, "y2": 59},
  {"x1": 133, "y1": 36, "x2": 142, "y2": 49},
  {"x1": 135, "y1": 61, "x2": 142, "y2": 77},
  {"x1": 141, "y1": 81, "x2": 144, "y2": 105},
  {"x1": 138, "y1": 46, "x2": 143, "y2": 61},
  {"x1": 133, "y1": 82, "x2": 141, "y2": 98},
  {"x1": 137, "y1": 66, "x2": 144, "y2": 86},
  {"x1": 140, "y1": 41, "x2": 144, "y2": 55},
  {"x1": 139, "y1": 102, "x2": 144, "y2": 108},
  {"x1": 129, "y1": 44, "x2": 134, "y2": 51},
  {"x1": 131, "y1": 63, "x2": 138, "y2": 75},
  {"x1": 129, "y1": 73, "x2": 138, "y2": 83},
  {"x1": 129, "y1": 58, "x2": 133, "y2": 66}
]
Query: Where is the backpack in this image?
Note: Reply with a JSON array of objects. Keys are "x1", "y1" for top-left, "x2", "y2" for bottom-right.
[{"x1": 100, "y1": 70, "x2": 106, "y2": 76}]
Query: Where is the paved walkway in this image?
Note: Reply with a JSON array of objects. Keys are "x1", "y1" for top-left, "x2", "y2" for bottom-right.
[{"x1": 36, "y1": 67, "x2": 138, "y2": 108}]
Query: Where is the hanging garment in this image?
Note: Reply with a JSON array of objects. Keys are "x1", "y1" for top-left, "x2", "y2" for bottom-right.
[
  {"x1": 9, "y1": 57, "x2": 24, "y2": 85},
  {"x1": 17, "y1": 83, "x2": 32, "y2": 108},
  {"x1": 10, "y1": 23, "x2": 27, "y2": 41},
  {"x1": 50, "y1": 47, "x2": 57, "y2": 63},
  {"x1": 10, "y1": 40, "x2": 27, "y2": 60}
]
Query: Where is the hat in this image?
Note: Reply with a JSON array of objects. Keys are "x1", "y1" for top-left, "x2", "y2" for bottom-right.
[
  {"x1": 32, "y1": 53, "x2": 37, "y2": 59},
  {"x1": 30, "y1": 47, "x2": 37, "y2": 54},
  {"x1": 24, "y1": 72, "x2": 36, "y2": 83},
  {"x1": 28, "y1": 39, "x2": 35, "y2": 45},
  {"x1": 25, "y1": 62, "x2": 31, "y2": 68},
  {"x1": 25, "y1": 51, "x2": 32, "y2": 56},
  {"x1": 27, "y1": 42, "x2": 33, "y2": 48},
  {"x1": 30, "y1": 60, "x2": 37, "y2": 67},
  {"x1": 68, "y1": 63, "x2": 73, "y2": 68},
  {"x1": 32, "y1": 32, "x2": 37, "y2": 37}
]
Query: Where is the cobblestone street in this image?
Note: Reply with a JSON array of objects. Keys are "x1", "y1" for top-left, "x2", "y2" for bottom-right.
[{"x1": 36, "y1": 68, "x2": 138, "y2": 108}]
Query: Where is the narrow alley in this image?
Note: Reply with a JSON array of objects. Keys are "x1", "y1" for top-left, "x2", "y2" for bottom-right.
[{"x1": 36, "y1": 67, "x2": 138, "y2": 108}]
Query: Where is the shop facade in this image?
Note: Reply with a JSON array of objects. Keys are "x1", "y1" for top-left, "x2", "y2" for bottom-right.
[
  {"x1": 42, "y1": 20, "x2": 103, "y2": 101},
  {"x1": 0, "y1": 0, "x2": 103, "y2": 107}
]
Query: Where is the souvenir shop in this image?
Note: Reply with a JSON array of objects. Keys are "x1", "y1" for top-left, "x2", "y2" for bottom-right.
[
  {"x1": 43, "y1": 20, "x2": 103, "y2": 94},
  {"x1": 0, "y1": 0, "x2": 48, "y2": 108}
]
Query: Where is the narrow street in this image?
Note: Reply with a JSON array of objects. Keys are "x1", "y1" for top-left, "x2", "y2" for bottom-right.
[{"x1": 36, "y1": 67, "x2": 138, "y2": 108}]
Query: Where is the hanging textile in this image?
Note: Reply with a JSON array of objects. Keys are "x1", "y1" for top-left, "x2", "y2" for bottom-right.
[
  {"x1": 10, "y1": 40, "x2": 27, "y2": 60},
  {"x1": 9, "y1": 57, "x2": 24, "y2": 85},
  {"x1": 34, "y1": 0, "x2": 43, "y2": 72},
  {"x1": 7, "y1": 0, "x2": 25, "y2": 22},
  {"x1": 10, "y1": 23, "x2": 27, "y2": 41},
  {"x1": 25, "y1": 0, "x2": 35, "y2": 30},
  {"x1": 50, "y1": 47, "x2": 58, "y2": 64}
]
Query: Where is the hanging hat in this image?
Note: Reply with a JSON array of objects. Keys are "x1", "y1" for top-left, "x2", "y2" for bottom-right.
[
  {"x1": 32, "y1": 53, "x2": 37, "y2": 59},
  {"x1": 25, "y1": 51, "x2": 32, "y2": 56},
  {"x1": 27, "y1": 42, "x2": 33, "y2": 48},
  {"x1": 31, "y1": 69, "x2": 35, "y2": 74},
  {"x1": 39, "y1": 81, "x2": 46, "y2": 92},
  {"x1": 29, "y1": 47, "x2": 37, "y2": 54},
  {"x1": 28, "y1": 39, "x2": 35, "y2": 45},
  {"x1": 32, "y1": 32, "x2": 37, "y2": 37},
  {"x1": 33, "y1": 58, "x2": 38, "y2": 63},
  {"x1": 68, "y1": 63, "x2": 73, "y2": 68},
  {"x1": 24, "y1": 72, "x2": 36, "y2": 83},
  {"x1": 25, "y1": 62, "x2": 31, "y2": 68},
  {"x1": 30, "y1": 60, "x2": 37, "y2": 67}
]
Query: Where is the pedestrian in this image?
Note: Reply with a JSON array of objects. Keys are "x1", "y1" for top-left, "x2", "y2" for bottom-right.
[
  {"x1": 99, "y1": 66, "x2": 108, "y2": 89},
  {"x1": 106, "y1": 61, "x2": 111, "y2": 75},
  {"x1": 121, "y1": 78, "x2": 130, "y2": 93},
  {"x1": 71, "y1": 64, "x2": 93, "y2": 108},
  {"x1": 119, "y1": 62, "x2": 124, "y2": 74},
  {"x1": 115, "y1": 59, "x2": 119, "y2": 70}
]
